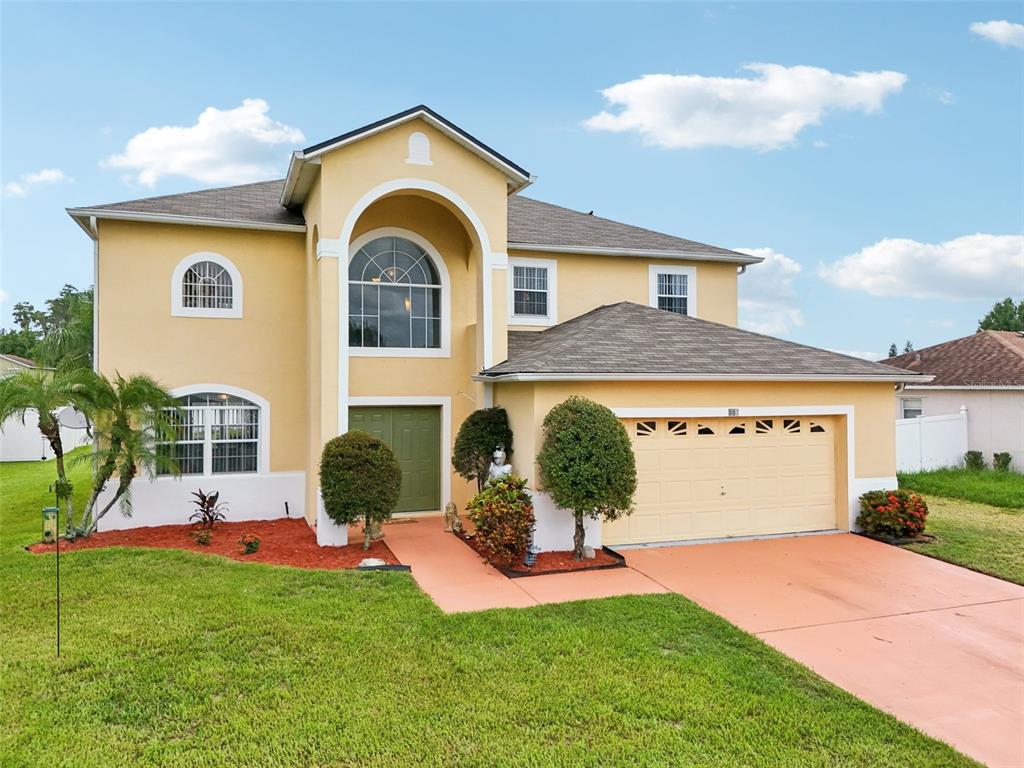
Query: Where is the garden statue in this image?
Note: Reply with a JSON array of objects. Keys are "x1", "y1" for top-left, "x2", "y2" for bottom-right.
[
  {"x1": 444, "y1": 501, "x2": 463, "y2": 534},
  {"x1": 487, "y1": 444, "x2": 513, "y2": 483}
]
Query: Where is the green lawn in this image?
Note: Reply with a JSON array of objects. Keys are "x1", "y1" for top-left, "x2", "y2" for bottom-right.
[
  {"x1": 899, "y1": 467, "x2": 1024, "y2": 508},
  {"x1": 1, "y1": 456, "x2": 974, "y2": 767},
  {"x1": 902, "y1": 495, "x2": 1024, "y2": 585}
]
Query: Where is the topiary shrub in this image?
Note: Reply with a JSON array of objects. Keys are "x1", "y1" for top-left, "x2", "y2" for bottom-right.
[
  {"x1": 964, "y1": 450, "x2": 986, "y2": 471},
  {"x1": 537, "y1": 396, "x2": 637, "y2": 559},
  {"x1": 993, "y1": 452, "x2": 1012, "y2": 472},
  {"x1": 320, "y1": 430, "x2": 402, "y2": 550},
  {"x1": 857, "y1": 489, "x2": 929, "y2": 539},
  {"x1": 452, "y1": 407, "x2": 514, "y2": 491},
  {"x1": 466, "y1": 474, "x2": 534, "y2": 564}
]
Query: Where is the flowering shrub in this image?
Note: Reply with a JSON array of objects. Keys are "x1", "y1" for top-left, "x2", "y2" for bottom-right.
[
  {"x1": 466, "y1": 474, "x2": 535, "y2": 564},
  {"x1": 238, "y1": 533, "x2": 261, "y2": 555},
  {"x1": 857, "y1": 490, "x2": 928, "y2": 539}
]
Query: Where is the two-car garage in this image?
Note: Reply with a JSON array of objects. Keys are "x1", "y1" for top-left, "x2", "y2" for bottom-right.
[{"x1": 603, "y1": 415, "x2": 842, "y2": 546}]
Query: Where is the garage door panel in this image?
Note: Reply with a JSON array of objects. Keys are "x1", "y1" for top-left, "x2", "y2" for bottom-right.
[{"x1": 605, "y1": 415, "x2": 838, "y2": 546}]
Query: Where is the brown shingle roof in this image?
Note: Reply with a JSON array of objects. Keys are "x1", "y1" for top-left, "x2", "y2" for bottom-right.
[
  {"x1": 0, "y1": 353, "x2": 37, "y2": 367},
  {"x1": 485, "y1": 302, "x2": 922, "y2": 380},
  {"x1": 881, "y1": 331, "x2": 1024, "y2": 386},
  {"x1": 70, "y1": 180, "x2": 304, "y2": 228},
  {"x1": 508, "y1": 196, "x2": 757, "y2": 262},
  {"x1": 69, "y1": 184, "x2": 755, "y2": 261}
]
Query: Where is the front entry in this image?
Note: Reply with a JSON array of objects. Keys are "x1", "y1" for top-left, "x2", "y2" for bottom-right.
[{"x1": 349, "y1": 406, "x2": 442, "y2": 513}]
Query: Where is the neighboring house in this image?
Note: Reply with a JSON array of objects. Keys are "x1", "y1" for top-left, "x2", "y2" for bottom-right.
[
  {"x1": 0, "y1": 355, "x2": 90, "y2": 462},
  {"x1": 883, "y1": 331, "x2": 1024, "y2": 472},
  {"x1": 67, "y1": 105, "x2": 924, "y2": 548}
]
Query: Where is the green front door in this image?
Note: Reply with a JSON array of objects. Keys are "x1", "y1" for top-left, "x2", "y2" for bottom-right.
[{"x1": 349, "y1": 406, "x2": 441, "y2": 513}]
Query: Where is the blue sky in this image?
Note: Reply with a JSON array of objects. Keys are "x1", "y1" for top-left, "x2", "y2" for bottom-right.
[{"x1": 2, "y1": 2, "x2": 1022, "y2": 360}]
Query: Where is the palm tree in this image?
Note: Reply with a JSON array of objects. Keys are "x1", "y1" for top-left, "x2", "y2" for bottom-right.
[
  {"x1": 76, "y1": 373, "x2": 179, "y2": 536},
  {"x1": 0, "y1": 368, "x2": 93, "y2": 533},
  {"x1": 36, "y1": 288, "x2": 93, "y2": 371}
]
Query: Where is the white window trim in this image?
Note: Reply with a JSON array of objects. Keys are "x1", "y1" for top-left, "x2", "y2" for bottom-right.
[
  {"x1": 157, "y1": 384, "x2": 270, "y2": 479},
  {"x1": 900, "y1": 396, "x2": 924, "y2": 419},
  {"x1": 171, "y1": 252, "x2": 243, "y2": 319},
  {"x1": 347, "y1": 227, "x2": 451, "y2": 358},
  {"x1": 648, "y1": 264, "x2": 697, "y2": 318},
  {"x1": 405, "y1": 131, "x2": 433, "y2": 166},
  {"x1": 508, "y1": 256, "x2": 558, "y2": 327}
]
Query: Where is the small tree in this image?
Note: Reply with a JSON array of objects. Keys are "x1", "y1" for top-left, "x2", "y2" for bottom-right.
[
  {"x1": 452, "y1": 407, "x2": 513, "y2": 491},
  {"x1": 978, "y1": 297, "x2": 1024, "y2": 332},
  {"x1": 537, "y1": 396, "x2": 636, "y2": 559},
  {"x1": 320, "y1": 430, "x2": 402, "y2": 550},
  {"x1": 888, "y1": 343, "x2": 898, "y2": 358}
]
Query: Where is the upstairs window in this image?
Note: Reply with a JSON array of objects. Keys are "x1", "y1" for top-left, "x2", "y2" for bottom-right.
[
  {"x1": 158, "y1": 392, "x2": 260, "y2": 476},
  {"x1": 171, "y1": 253, "x2": 243, "y2": 318},
  {"x1": 509, "y1": 257, "x2": 557, "y2": 326},
  {"x1": 900, "y1": 398, "x2": 923, "y2": 419},
  {"x1": 349, "y1": 236, "x2": 442, "y2": 349},
  {"x1": 648, "y1": 265, "x2": 696, "y2": 317}
]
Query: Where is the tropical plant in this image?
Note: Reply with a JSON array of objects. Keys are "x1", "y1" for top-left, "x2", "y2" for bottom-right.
[
  {"x1": 0, "y1": 284, "x2": 94, "y2": 368},
  {"x1": 189, "y1": 489, "x2": 227, "y2": 529},
  {"x1": 964, "y1": 450, "x2": 986, "y2": 471},
  {"x1": 192, "y1": 528, "x2": 213, "y2": 546},
  {"x1": 238, "y1": 534, "x2": 260, "y2": 554},
  {"x1": 74, "y1": 373, "x2": 179, "y2": 536},
  {"x1": 993, "y1": 452, "x2": 1013, "y2": 472},
  {"x1": 857, "y1": 489, "x2": 928, "y2": 539},
  {"x1": 452, "y1": 407, "x2": 514, "y2": 491},
  {"x1": 319, "y1": 430, "x2": 402, "y2": 550},
  {"x1": 537, "y1": 396, "x2": 637, "y2": 559},
  {"x1": 466, "y1": 474, "x2": 534, "y2": 564},
  {"x1": 0, "y1": 367, "x2": 92, "y2": 533}
]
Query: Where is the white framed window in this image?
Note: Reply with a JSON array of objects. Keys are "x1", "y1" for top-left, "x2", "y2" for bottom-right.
[
  {"x1": 648, "y1": 264, "x2": 697, "y2": 317},
  {"x1": 158, "y1": 391, "x2": 260, "y2": 476},
  {"x1": 171, "y1": 253, "x2": 243, "y2": 318},
  {"x1": 900, "y1": 397, "x2": 923, "y2": 419},
  {"x1": 406, "y1": 131, "x2": 432, "y2": 165},
  {"x1": 508, "y1": 257, "x2": 557, "y2": 326},
  {"x1": 347, "y1": 228, "x2": 451, "y2": 357}
]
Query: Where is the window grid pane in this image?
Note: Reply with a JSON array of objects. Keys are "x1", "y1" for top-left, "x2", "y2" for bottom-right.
[
  {"x1": 513, "y1": 265, "x2": 549, "y2": 317},
  {"x1": 156, "y1": 397, "x2": 259, "y2": 476},
  {"x1": 656, "y1": 272, "x2": 688, "y2": 315},
  {"x1": 182, "y1": 261, "x2": 233, "y2": 309}
]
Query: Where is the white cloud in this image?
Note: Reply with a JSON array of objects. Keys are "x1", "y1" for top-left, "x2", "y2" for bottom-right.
[
  {"x1": 104, "y1": 99, "x2": 304, "y2": 187},
  {"x1": 936, "y1": 89, "x2": 955, "y2": 105},
  {"x1": 3, "y1": 168, "x2": 72, "y2": 197},
  {"x1": 737, "y1": 247, "x2": 805, "y2": 336},
  {"x1": 970, "y1": 20, "x2": 1024, "y2": 48},
  {"x1": 583, "y1": 64, "x2": 907, "y2": 151},
  {"x1": 819, "y1": 234, "x2": 1024, "y2": 300},
  {"x1": 0, "y1": 288, "x2": 8, "y2": 304},
  {"x1": 827, "y1": 348, "x2": 883, "y2": 362}
]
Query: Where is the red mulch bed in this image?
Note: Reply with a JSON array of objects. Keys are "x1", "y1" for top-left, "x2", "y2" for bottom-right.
[
  {"x1": 27, "y1": 518, "x2": 401, "y2": 570},
  {"x1": 459, "y1": 531, "x2": 623, "y2": 576}
]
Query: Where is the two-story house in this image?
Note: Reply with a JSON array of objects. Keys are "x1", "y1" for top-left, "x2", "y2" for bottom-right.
[{"x1": 68, "y1": 106, "x2": 923, "y2": 550}]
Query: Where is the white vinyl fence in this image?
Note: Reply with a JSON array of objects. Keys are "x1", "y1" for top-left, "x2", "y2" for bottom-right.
[{"x1": 895, "y1": 407, "x2": 968, "y2": 473}]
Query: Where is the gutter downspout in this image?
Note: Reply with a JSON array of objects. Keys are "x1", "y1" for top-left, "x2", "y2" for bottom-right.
[{"x1": 90, "y1": 216, "x2": 99, "y2": 374}]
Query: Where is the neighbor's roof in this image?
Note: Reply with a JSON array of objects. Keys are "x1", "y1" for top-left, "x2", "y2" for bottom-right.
[
  {"x1": 882, "y1": 330, "x2": 1024, "y2": 387},
  {"x1": 480, "y1": 302, "x2": 926, "y2": 382},
  {"x1": 0, "y1": 353, "x2": 37, "y2": 368},
  {"x1": 68, "y1": 180, "x2": 757, "y2": 263},
  {"x1": 507, "y1": 196, "x2": 758, "y2": 263}
]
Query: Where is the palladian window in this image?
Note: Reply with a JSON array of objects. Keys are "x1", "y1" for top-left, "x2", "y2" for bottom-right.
[
  {"x1": 182, "y1": 260, "x2": 233, "y2": 310},
  {"x1": 348, "y1": 236, "x2": 442, "y2": 349}
]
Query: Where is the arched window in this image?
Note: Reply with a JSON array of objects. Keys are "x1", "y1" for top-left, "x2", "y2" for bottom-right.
[
  {"x1": 171, "y1": 253, "x2": 243, "y2": 318},
  {"x1": 348, "y1": 236, "x2": 443, "y2": 349},
  {"x1": 183, "y1": 261, "x2": 233, "y2": 309},
  {"x1": 158, "y1": 392, "x2": 259, "y2": 475}
]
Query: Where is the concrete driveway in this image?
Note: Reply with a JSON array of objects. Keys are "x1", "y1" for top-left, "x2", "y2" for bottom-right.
[{"x1": 624, "y1": 533, "x2": 1024, "y2": 768}]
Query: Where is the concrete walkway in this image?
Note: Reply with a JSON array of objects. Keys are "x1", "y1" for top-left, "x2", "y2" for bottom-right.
[
  {"x1": 624, "y1": 534, "x2": 1024, "y2": 768},
  {"x1": 382, "y1": 516, "x2": 666, "y2": 614}
]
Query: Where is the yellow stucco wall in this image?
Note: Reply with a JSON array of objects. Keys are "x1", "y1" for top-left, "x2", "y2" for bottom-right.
[
  {"x1": 95, "y1": 220, "x2": 308, "y2": 473},
  {"x1": 494, "y1": 379, "x2": 897, "y2": 486},
  {"x1": 507, "y1": 250, "x2": 740, "y2": 329}
]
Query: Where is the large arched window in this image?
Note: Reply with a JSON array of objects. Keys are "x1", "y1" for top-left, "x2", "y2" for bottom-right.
[
  {"x1": 348, "y1": 235, "x2": 443, "y2": 349},
  {"x1": 171, "y1": 253, "x2": 243, "y2": 318},
  {"x1": 158, "y1": 391, "x2": 260, "y2": 475}
]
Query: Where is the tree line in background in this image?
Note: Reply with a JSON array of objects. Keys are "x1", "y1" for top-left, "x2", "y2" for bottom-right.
[
  {"x1": 1, "y1": 284, "x2": 94, "y2": 370},
  {"x1": 888, "y1": 296, "x2": 1022, "y2": 357}
]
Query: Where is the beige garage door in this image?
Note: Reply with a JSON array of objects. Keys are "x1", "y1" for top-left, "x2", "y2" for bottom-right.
[{"x1": 604, "y1": 416, "x2": 838, "y2": 546}]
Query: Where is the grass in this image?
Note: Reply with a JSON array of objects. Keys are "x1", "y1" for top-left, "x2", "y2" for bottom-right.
[
  {"x1": 899, "y1": 467, "x2": 1024, "y2": 508},
  {"x1": 902, "y1": 495, "x2": 1024, "y2": 585},
  {"x1": 1, "y1": 456, "x2": 976, "y2": 767}
]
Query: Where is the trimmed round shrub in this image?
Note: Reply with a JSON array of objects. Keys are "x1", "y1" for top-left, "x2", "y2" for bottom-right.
[
  {"x1": 452, "y1": 407, "x2": 514, "y2": 491},
  {"x1": 857, "y1": 489, "x2": 929, "y2": 539},
  {"x1": 466, "y1": 474, "x2": 535, "y2": 564},
  {"x1": 320, "y1": 430, "x2": 402, "y2": 549},
  {"x1": 537, "y1": 396, "x2": 636, "y2": 559}
]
